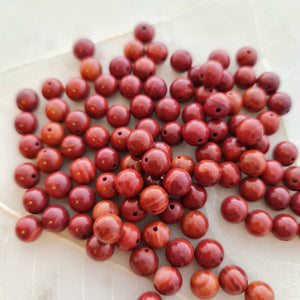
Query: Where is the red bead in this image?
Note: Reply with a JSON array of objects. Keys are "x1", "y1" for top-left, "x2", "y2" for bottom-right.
[
  {"x1": 188, "y1": 65, "x2": 202, "y2": 87},
  {"x1": 73, "y1": 38, "x2": 94, "y2": 59},
  {"x1": 40, "y1": 122, "x2": 65, "y2": 146},
  {"x1": 115, "y1": 222, "x2": 141, "y2": 251},
  {"x1": 182, "y1": 120, "x2": 209, "y2": 146},
  {"x1": 124, "y1": 40, "x2": 145, "y2": 61},
  {"x1": 110, "y1": 127, "x2": 132, "y2": 152},
  {"x1": 23, "y1": 187, "x2": 49, "y2": 214},
  {"x1": 181, "y1": 183, "x2": 207, "y2": 210},
  {"x1": 194, "y1": 86, "x2": 216, "y2": 104},
  {"x1": 41, "y1": 205, "x2": 69, "y2": 232},
  {"x1": 142, "y1": 148, "x2": 170, "y2": 176},
  {"x1": 140, "y1": 185, "x2": 169, "y2": 215},
  {"x1": 245, "y1": 281, "x2": 274, "y2": 300},
  {"x1": 242, "y1": 86, "x2": 267, "y2": 112},
  {"x1": 80, "y1": 57, "x2": 102, "y2": 81},
  {"x1": 86, "y1": 235, "x2": 114, "y2": 261},
  {"x1": 146, "y1": 42, "x2": 168, "y2": 64},
  {"x1": 219, "y1": 161, "x2": 241, "y2": 188},
  {"x1": 94, "y1": 74, "x2": 118, "y2": 97},
  {"x1": 267, "y1": 92, "x2": 291, "y2": 115},
  {"x1": 68, "y1": 185, "x2": 95, "y2": 212},
  {"x1": 93, "y1": 213, "x2": 123, "y2": 244},
  {"x1": 119, "y1": 74, "x2": 142, "y2": 99},
  {"x1": 130, "y1": 94, "x2": 154, "y2": 119},
  {"x1": 84, "y1": 94, "x2": 108, "y2": 118},
  {"x1": 159, "y1": 199, "x2": 183, "y2": 224},
  {"x1": 207, "y1": 119, "x2": 228, "y2": 143},
  {"x1": 134, "y1": 23, "x2": 155, "y2": 43},
  {"x1": 239, "y1": 177, "x2": 266, "y2": 202},
  {"x1": 245, "y1": 210, "x2": 273, "y2": 237},
  {"x1": 217, "y1": 70, "x2": 234, "y2": 92},
  {"x1": 84, "y1": 125, "x2": 109, "y2": 150},
  {"x1": 273, "y1": 141, "x2": 298, "y2": 166},
  {"x1": 170, "y1": 77, "x2": 194, "y2": 102},
  {"x1": 257, "y1": 111, "x2": 280, "y2": 135},
  {"x1": 221, "y1": 196, "x2": 248, "y2": 223},
  {"x1": 16, "y1": 88, "x2": 39, "y2": 111},
  {"x1": 190, "y1": 270, "x2": 219, "y2": 299},
  {"x1": 155, "y1": 97, "x2": 180, "y2": 122},
  {"x1": 60, "y1": 135, "x2": 85, "y2": 159},
  {"x1": 130, "y1": 247, "x2": 158, "y2": 276},
  {"x1": 199, "y1": 60, "x2": 224, "y2": 87},
  {"x1": 209, "y1": 49, "x2": 230, "y2": 69},
  {"x1": 228, "y1": 114, "x2": 248, "y2": 135},
  {"x1": 283, "y1": 166, "x2": 300, "y2": 191},
  {"x1": 219, "y1": 265, "x2": 248, "y2": 295},
  {"x1": 121, "y1": 154, "x2": 143, "y2": 173},
  {"x1": 257, "y1": 72, "x2": 280, "y2": 94},
  {"x1": 120, "y1": 197, "x2": 147, "y2": 222},
  {"x1": 222, "y1": 137, "x2": 246, "y2": 162},
  {"x1": 65, "y1": 110, "x2": 90, "y2": 135},
  {"x1": 260, "y1": 160, "x2": 284, "y2": 185},
  {"x1": 195, "y1": 142, "x2": 221, "y2": 163},
  {"x1": 171, "y1": 155, "x2": 195, "y2": 175},
  {"x1": 106, "y1": 104, "x2": 130, "y2": 127},
  {"x1": 153, "y1": 266, "x2": 182, "y2": 296},
  {"x1": 15, "y1": 215, "x2": 42, "y2": 242},
  {"x1": 14, "y1": 163, "x2": 40, "y2": 188},
  {"x1": 45, "y1": 98, "x2": 69, "y2": 122},
  {"x1": 15, "y1": 112, "x2": 37, "y2": 135},
  {"x1": 226, "y1": 91, "x2": 243, "y2": 114},
  {"x1": 239, "y1": 150, "x2": 267, "y2": 177},
  {"x1": 290, "y1": 192, "x2": 300, "y2": 216},
  {"x1": 92, "y1": 200, "x2": 119, "y2": 220},
  {"x1": 236, "y1": 46, "x2": 257, "y2": 66},
  {"x1": 95, "y1": 147, "x2": 119, "y2": 172},
  {"x1": 234, "y1": 66, "x2": 256, "y2": 88},
  {"x1": 161, "y1": 121, "x2": 182, "y2": 145},
  {"x1": 133, "y1": 57, "x2": 156, "y2": 81},
  {"x1": 195, "y1": 239, "x2": 224, "y2": 269},
  {"x1": 181, "y1": 210, "x2": 208, "y2": 239},
  {"x1": 136, "y1": 118, "x2": 160, "y2": 140},
  {"x1": 143, "y1": 76, "x2": 167, "y2": 100},
  {"x1": 194, "y1": 160, "x2": 222, "y2": 187},
  {"x1": 126, "y1": 129, "x2": 153, "y2": 156},
  {"x1": 182, "y1": 103, "x2": 205, "y2": 123},
  {"x1": 65, "y1": 78, "x2": 89, "y2": 101},
  {"x1": 115, "y1": 169, "x2": 143, "y2": 197},
  {"x1": 204, "y1": 92, "x2": 230, "y2": 119},
  {"x1": 69, "y1": 157, "x2": 96, "y2": 184},
  {"x1": 265, "y1": 185, "x2": 291, "y2": 211},
  {"x1": 138, "y1": 292, "x2": 161, "y2": 300},
  {"x1": 236, "y1": 118, "x2": 264, "y2": 146},
  {"x1": 45, "y1": 171, "x2": 72, "y2": 198},
  {"x1": 109, "y1": 57, "x2": 131, "y2": 79},
  {"x1": 166, "y1": 238, "x2": 194, "y2": 267},
  {"x1": 68, "y1": 214, "x2": 93, "y2": 240},
  {"x1": 143, "y1": 221, "x2": 170, "y2": 249},
  {"x1": 18, "y1": 134, "x2": 42, "y2": 159},
  {"x1": 251, "y1": 134, "x2": 270, "y2": 154},
  {"x1": 36, "y1": 147, "x2": 62, "y2": 173},
  {"x1": 170, "y1": 50, "x2": 192, "y2": 72},
  {"x1": 153, "y1": 142, "x2": 172, "y2": 159}
]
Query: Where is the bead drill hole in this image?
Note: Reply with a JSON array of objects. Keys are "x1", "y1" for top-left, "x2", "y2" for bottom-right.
[
  {"x1": 291, "y1": 158, "x2": 295, "y2": 161},
  {"x1": 247, "y1": 50, "x2": 251, "y2": 54},
  {"x1": 32, "y1": 174, "x2": 36, "y2": 178},
  {"x1": 136, "y1": 239, "x2": 140, "y2": 243},
  {"x1": 103, "y1": 177, "x2": 107, "y2": 181},
  {"x1": 229, "y1": 182, "x2": 234, "y2": 186},
  {"x1": 200, "y1": 74, "x2": 204, "y2": 79},
  {"x1": 216, "y1": 108, "x2": 221, "y2": 113},
  {"x1": 118, "y1": 132, "x2": 122, "y2": 136},
  {"x1": 170, "y1": 204, "x2": 175, "y2": 209},
  {"x1": 132, "y1": 212, "x2": 137, "y2": 216},
  {"x1": 112, "y1": 164, "x2": 116, "y2": 168},
  {"x1": 144, "y1": 158, "x2": 148, "y2": 162},
  {"x1": 47, "y1": 128, "x2": 52, "y2": 132},
  {"x1": 153, "y1": 227, "x2": 158, "y2": 231},
  {"x1": 163, "y1": 130, "x2": 167, "y2": 135},
  {"x1": 198, "y1": 138, "x2": 202, "y2": 142},
  {"x1": 209, "y1": 89, "x2": 213, "y2": 93},
  {"x1": 179, "y1": 96, "x2": 183, "y2": 100},
  {"x1": 35, "y1": 143, "x2": 39, "y2": 146},
  {"x1": 75, "y1": 130, "x2": 80, "y2": 134},
  {"x1": 145, "y1": 249, "x2": 149, "y2": 252},
  {"x1": 212, "y1": 133, "x2": 217, "y2": 137},
  {"x1": 142, "y1": 26, "x2": 146, "y2": 30},
  {"x1": 292, "y1": 179, "x2": 297, "y2": 183},
  {"x1": 149, "y1": 72, "x2": 152, "y2": 76}
]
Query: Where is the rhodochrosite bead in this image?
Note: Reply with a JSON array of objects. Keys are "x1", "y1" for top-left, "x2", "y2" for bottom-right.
[
  {"x1": 15, "y1": 215, "x2": 42, "y2": 242},
  {"x1": 69, "y1": 157, "x2": 96, "y2": 184},
  {"x1": 115, "y1": 169, "x2": 143, "y2": 198},
  {"x1": 194, "y1": 160, "x2": 222, "y2": 187},
  {"x1": 142, "y1": 148, "x2": 170, "y2": 176},
  {"x1": 116, "y1": 222, "x2": 141, "y2": 250},
  {"x1": 163, "y1": 168, "x2": 191, "y2": 197},
  {"x1": 86, "y1": 235, "x2": 114, "y2": 261},
  {"x1": 245, "y1": 281, "x2": 274, "y2": 300},
  {"x1": 143, "y1": 221, "x2": 170, "y2": 249},
  {"x1": 130, "y1": 247, "x2": 158, "y2": 276}
]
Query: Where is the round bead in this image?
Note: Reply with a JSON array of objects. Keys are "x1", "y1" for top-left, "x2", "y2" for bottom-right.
[
  {"x1": 265, "y1": 185, "x2": 290, "y2": 211},
  {"x1": 257, "y1": 72, "x2": 280, "y2": 94},
  {"x1": 65, "y1": 110, "x2": 90, "y2": 135},
  {"x1": 41, "y1": 78, "x2": 64, "y2": 100},
  {"x1": 188, "y1": 65, "x2": 202, "y2": 87},
  {"x1": 272, "y1": 214, "x2": 299, "y2": 241},
  {"x1": 143, "y1": 76, "x2": 167, "y2": 100},
  {"x1": 116, "y1": 222, "x2": 141, "y2": 250},
  {"x1": 222, "y1": 137, "x2": 247, "y2": 162},
  {"x1": 236, "y1": 46, "x2": 257, "y2": 66},
  {"x1": 204, "y1": 92, "x2": 230, "y2": 119},
  {"x1": 159, "y1": 199, "x2": 183, "y2": 224},
  {"x1": 245, "y1": 281, "x2": 274, "y2": 300},
  {"x1": 170, "y1": 50, "x2": 192, "y2": 72},
  {"x1": 18, "y1": 134, "x2": 42, "y2": 159},
  {"x1": 195, "y1": 142, "x2": 221, "y2": 163},
  {"x1": 221, "y1": 196, "x2": 248, "y2": 223},
  {"x1": 84, "y1": 94, "x2": 108, "y2": 118},
  {"x1": 257, "y1": 111, "x2": 280, "y2": 135},
  {"x1": 239, "y1": 177, "x2": 266, "y2": 202},
  {"x1": 228, "y1": 114, "x2": 248, "y2": 135},
  {"x1": 169, "y1": 78, "x2": 194, "y2": 102},
  {"x1": 163, "y1": 168, "x2": 191, "y2": 197},
  {"x1": 95, "y1": 147, "x2": 119, "y2": 172},
  {"x1": 130, "y1": 94, "x2": 154, "y2": 119},
  {"x1": 36, "y1": 147, "x2": 62, "y2": 173},
  {"x1": 161, "y1": 121, "x2": 183, "y2": 145},
  {"x1": 182, "y1": 120, "x2": 209, "y2": 146},
  {"x1": 109, "y1": 56, "x2": 131, "y2": 79},
  {"x1": 23, "y1": 187, "x2": 49, "y2": 214},
  {"x1": 86, "y1": 235, "x2": 114, "y2": 261},
  {"x1": 239, "y1": 150, "x2": 267, "y2": 177},
  {"x1": 73, "y1": 38, "x2": 94, "y2": 59},
  {"x1": 127, "y1": 129, "x2": 153, "y2": 156},
  {"x1": 80, "y1": 57, "x2": 102, "y2": 81},
  {"x1": 84, "y1": 125, "x2": 109, "y2": 150},
  {"x1": 119, "y1": 74, "x2": 142, "y2": 99},
  {"x1": 65, "y1": 78, "x2": 89, "y2": 101},
  {"x1": 110, "y1": 127, "x2": 132, "y2": 152},
  {"x1": 171, "y1": 155, "x2": 195, "y2": 174},
  {"x1": 209, "y1": 49, "x2": 230, "y2": 69},
  {"x1": 194, "y1": 160, "x2": 222, "y2": 187},
  {"x1": 136, "y1": 118, "x2": 160, "y2": 140},
  {"x1": 290, "y1": 192, "x2": 300, "y2": 216},
  {"x1": 68, "y1": 214, "x2": 93, "y2": 240},
  {"x1": 207, "y1": 119, "x2": 228, "y2": 143},
  {"x1": 181, "y1": 210, "x2": 208, "y2": 239},
  {"x1": 283, "y1": 166, "x2": 300, "y2": 191},
  {"x1": 234, "y1": 66, "x2": 256, "y2": 88},
  {"x1": 124, "y1": 40, "x2": 144, "y2": 61},
  {"x1": 40, "y1": 122, "x2": 65, "y2": 146},
  {"x1": 143, "y1": 221, "x2": 170, "y2": 249},
  {"x1": 14, "y1": 112, "x2": 37, "y2": 135},
  {"x1": 15, "y1": 215, "x2": 42, "y2": 242},
  {"x1": 69, "y1": 157, "x2": 96, "y2": 184},
  {"x1": 44, "y1": 171, "x2": 72, "y2": 198},
  {"x1": 138, "y1": 292, "x2": 161, "y2": 300},
  {"x1": 146, "y1": 42, "x2": 168, "y2": 64},
  {"x1": 251, "y1": 134, "x2": 270, "y2": 154},
  {"x1": 226, "y1": 91, "x2": 243, "y2": 114},
  {"x1": 130, "y1": 247, "x2": 158, "y2": 276},
  {"x1": 217, "y1": 70, "x2": 234, "y2": 92},
  {"x1": 155, "y1": 97, "x2": 180, "y2": 122},
  {"x1": 236, "y1": 118, "x2": 264, "y2": 146},
  {"x1": 68, "y1": 185, "x2": 95, "y2": 212},
  {"x1": 142, "y1": 148, "x2": 170, "y2": 176},
  {"x1": 243, "y1": 87, "x2": 267, "y2": 112},
  {"x1": 14, "y1": 163, "x2": 40, "y2": 188},
  {"x1": 106, "y1": 105, "x2": 130, "y2": 127},
  {"x1": 133, "y1": 57, "x2": 156, "y2": 81},
  {"x1": 219, "y1": 161, "x2": 241, "y2": 188},
  {"x1": 194, "y1": 86, "x2": 216, "y2": 104},
  {"x1": 92, "y1": 200, "x2": 119, "y2": 220},
  {"x1": 41, "y1": 205, "x2": 69, "y2": 232},
  {"x1": 182, "y1": 102, "x2": 205, "y2": 123},
  {"x1": 45, "y1": 98, "x2": 69, "y2": 122},
  {"x1": 245, "y1": 210, "x2": 273, "y2": 237},
  {"x1": 120, "y1": 197, "x2": 147, "y2": 223},
  {"x1": 115, "y1": 169, "x2": 143, "y2": 198},
  {"x1": 94, "y1": 74, "x2": 118, "y2": 97},
  {"x1": 60, "y1": 135, "x2": 85, "y2": 159},
  {"x1": 153, "y1": 142, "x2": 172, "y2": 159},
  {"x1": 267, "y1": 92, "x2": 291, "y2": 115},
  {"x1": 273, "y1": 141, "x2": 298, "y2": 166},
  {"x1": 199, "y1": 60, "x2": 224, "y2": 87},
  {"x1": 16, "y1": 88, "x2": 39, "y2": 111},
  {"x1": 134, "y1": 23, "x2": 155, "y2": 43},
  {"x1": 121, "y1": 154, "x2": 143, "y2": 173},
  {"x1": 181, "y1": 183, "x2": 207, "y2": 210}
]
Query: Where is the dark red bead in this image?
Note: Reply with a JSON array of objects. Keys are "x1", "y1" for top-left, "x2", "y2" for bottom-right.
[
  {"x1": 181, "y1": 210, "x2": 208, "y2": 239},
  {"x1": 80, "y1": 57, "x2": 102, "y2": 81},
  {"x1": 73, "y1": 38, "x2": 94, "y2": 59},
  {"x1": 245, "y1": 281, "x2": 274, "y2": 300},
  {"x1": 217, "y1": 70, "x2": 234, "y2": 92},
  {"x1": 14, "y1": 163, "x2": 40, "y2": 188},
  {"x1": 142, "y1": 148, "x2": 170, "y2": 176},
  {"x1": 92, "y1": 200, "x2": 119, "y2": 219},
  {"x1": 226, "y1": 91, "x2": 243, "y2": 114},
  {"x1": 204, "y1": 92, "x2": 230, "y2": 119},
  {"x1": 95, "y1": 147, "x2": 119, "y2": 172},
  {"x1": 136, "y1": 118, "x2": 160, "y2": 140},
  {"x1": 265, "y1": 186, "x2": 291, "y2": 211},
  {"x1": 133, "y1": 57, "x2": 156, "y2": 81},
  {"x1": 36, "y1": 147, "x2": 62, "y2": 173},
  {"x1": 134, "y1": 23, "x2": 155, "y2": 43},
  {"x1": 251, "y1": 134, "x2": 270, "y2": 154},
  {"x1": 267, "y1": 92, "x2": 291, "y2": 115},
  {"x1": 236, "y1": 46, "x2": 257, "y2": 66},
  {"x1": 188, "y1": 65, "x2": 202, "y2": 87},
  {"x1": 65, "y1": 78, "x2": 89, "y2": 101},
  {"x1": 115, "y1": 169, "x2": 143, "y2": 198},
  {"x1": 86, "y1": 235, "x2": 114, "y2": 261},
  {"x1": 155, "y1": 97, "x2": 180, "y2": 122},
  {"x1": 143, "y1": 76, "x2": 167, "y2": 100},
  {"x1": 181, "y1": 183, "x2": 207, "y2": 210},
  {"x1": 94, "y1": 74, "x2": 118, "y2": 97},
  {"x1": 16, "y1": 88, "x2": 39, "y2": 111},
  {"x1": 124, "y1": 40, "x2": 144, "y2": 61},
  {"x1": 272, "y1": 214, "x2": 299, "y2": 241},
  {"x1": 120, "y1": 197, "x2": 147, "y2": 222},
  {"x1": 119, "y1": 74, "x2": 142, "y2": 99},
  {"x1": 207, "y1": 119, "x2": 228, "y2": 143},
  {"x1": 163, "y1": 168, "x2": 191, "y2": 197},
  {"x1": 182, "y1": 119, "x2": 209, "y2": 146},
  {"x1": 260, "y1": 160, "x2": 284, "y2": 185},
  {"x1": 60, "y1": 135, "x2": 85, "y2": 159},
  {"x1": 199, "y1": 60, "x2": 224, "y2": 87},
  {"x1": 239, "y1": 177, "x2": 266, "y2": 202},
  {"x1": 143, "y1": 221, "x2": 170, "y2": 249},
  {"x1": 290, "y1": 192, "x2": 300, "y2": 216},
  {"x1": 146, "y1": 42, "x2": 168, "y2": 64},
  {"x1": 194, "y1": 160, "x2": 222, "y2": 187},
  {"x1": 121, "y1": 154, "x2": 143, "y2": 173},
  {"x1": 15, "y1": 215, "x2": 42, "y2": 242},
  {"x1": 23, "y1": 187, "x2": 49, "y2": 214},
  {"x1": 171, "y1": 155, "x2": 195, "y2": 175},
  {"x1": 65, "y1": 110, "x2": 90, "y2": 135},
  {"x1": 68, "y1": 185, "x2": 95, "y2": 212},
  {"x1": 106, "y1": 104, "x2": 130, "y2": 127},
  {"x1": 116, "y1": 222, "x2": 141, "y2": 250},
  {"x1": 209, "y1": 49, "x2": 230, "y2": 69},
  {"x1": 41, "y1": 205, "x2": 69, "y2": 232},
  {"x1": 15, "y1": 112, "x2": 37, "y2": 135},
  {"x1": 170, "y1": 50, "x2": 192, "y2": 72},
  {"x1": 68, "y1": 214, "x2": 93, "y2": 240},
  {"x1": 242, "y1": 86, "x2": 267, "y2": 112},
  {"x1": 273, "y1": 141, "x2": 298, "y2": 166},
  {"x1": 219, "y1": 161, "x2": 241, "y2": 188},
  {"x1": 18, "y1": 134, "x2": 42, "y2": 159},
  {"x1": 257, "y1": 72, "x2": 280, "y2": 94},
  {"x1": 257, "y1": 111, "x2": 280, "y2": 135},
  {"x1": 161, "y1": 122, "x2": 183, "y2": 145},
  {"x1": 130, "y1": 94, "x2": 154, "y2": 119},
  {"x1": 239, "y1": 150, "x2": 267, "y2": 177},
  {"x1": 170, "y1": 78, "x2": 194, "y2": 102},
  {"x1": 84, "y1": 94, "x2": 108, "y2": 118},
  {"x1": 182, "y1": 102, "x2": 205, "y2": 123},
  {"x1": 195, "y1": 142, "x2": 222, "y2": 163},
  {"x1": 227, "y1": 114, "x2": 247, "y2": 135},
  {"x1": 283, "y1": 166, "x2": 300, "y2": 191},
  {"x1": 245, "y1": 210, "x2": 273, "y2": 237},
  {"x1": 110, "y1": 127, "x2": 132, "y2": 152},
  {"x1": 45, "y1": 171, "x2": 72, "y2": 198},
  {"x1": 45, "y1": 98, "x2": 69, "y2": 122},
  {"x1": 221, "y1": 196, "x2": 248, "y2": 223},
  {"x1": 40, "y1": 122, "x2": 65, "y2": 146},
  {"x1": 222, "y1": 137, "x2": 247, "y2": 162},
  {"x1": 236, "y1": 118, "x2": 264, "y2": 146},
  {"x1": 138, "y1": 292, "x2": 161, "y2": 300},
  {"x1": 126, "y1": 129, "x2": 153, "y2": 156},
  {"x1": 109, "y1": 57, "x2": 131, "y2": 79},
  {"x1": 234, "y1": 66, "x2": 256, "y2": 88},
  {"x1": 194, "y1": 86, "x2": 216, "y2": 104},
  {"x1": 69, "y1": 157, "x2": 96, "y2": 184},
  {"x1": 159, "y1": 199, "x2": 183, "y2": 224},
  {"x1": 130, "y1": 247, "x2": 158, "y2": 276},
  {"x1": 84, "y1": 125, "x2": 109, "y2": 150}
]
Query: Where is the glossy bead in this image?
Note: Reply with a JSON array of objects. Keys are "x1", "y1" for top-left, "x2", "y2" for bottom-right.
[
  {"x1": 219, "y1": 161, "x2": 241, "y2": 188},
  {"x1": 290, "y1": 192, "x2": 300, "y2": 216},
  {"x1": 116, "y1": 222, "x2": 141, "y2": 250},
  {"x1": 221, "y1": 196, "x2": 248, "y2": 223},
  {"x1": 121, "y1": 154, "x2": 143, "y2": 173},
  {"x1": 170, "y1": 77, "x2": 194, "y2": 102},
  {"x1": 234, "y1": 66, "x2": 256, "y2": 88},
  {"x1": 84, "y1": 94, "x2": 108, "y2": 118},
  {"x1": 109, "y1": 57, "x2": 131, "y2": 79},
  {"x1": 115, "y1": 169, "x2": 143, "y2": 198},
  {"x1": 40, "y1": 122, "x2": 65, "y2": 146},
  {"x1": 120, "y1": 197, "x2": 147, "y2": 222},
  {"x1": 181, "y1": 183, "x2": 207, "y2": 210},
  {"x1": 283, "y1": 166, "x2": 300, "y2": 191},
  {"x1": 69, "y1": 157, "x2": 96, "y2": 184},
  {"x1": 227, "y1": 114, "x2": 247, "y2": 136},
  {"x1": 138, "y1": 292, "x2": 161, "y2": 300},
  {"x1": 217, "y1": 70, "x2": 234, "y2": 92},
  {"x1": 130, "y1": 94, "x2": 154, "y2": 119},
  {"x1": 245, "y1": 210, "x2": 273, "y2": 237},
  {"x1": 143, "y1": 174, "x2": 163, "y2": 187},
  {"x1": 194, "y1": 86, "x2": 216, "y2": 104},
  {"x1": 15, "y1": 112, "x2": 37, "y2": 135},
  {"x1": 190, "y1": 270, "x2": 219, "y2": 299},
  {"x1": 133, "y1": 57, "x2": 156, "y2": 81},
  {"x1": 207, "y1": 119, "x2": 228, "y2": 143},
  {"x1": 236, "y1": 118, "x2": 263, "y2": 146},
  {"x1": 15, "y1": 215, "x2": 42, "y2": 242},
  {"x1": 84, "y1": 125, "x2": 109, "y2": 150},
  {"x1": 86, "y1": 235, "x2": 114, "y2": 261},
  {"x1": 93, "y1": 213, "x2": 123, "y2": 244},
  {"x1": 222, "y1": 137, "x2": 246, "y2": 162},
  {"x1": 236, "y1": 46, "x2": 257, "y2": 66},
  {"x1": 251, "y1": 134, "x2": 270, "y2": 154},
  {"x1": 143, "y1": 76, "x2": 167, "y2": 100},
  {"x1": 14, "y1": 163, "x2": 40, "y2": 188},
  {"x1": 136, "y1": 118, "x2": 160, "y2": 140},
  {"x1": 260, "y1": 160, "x2": 284, "y2": 185},
  {"x1": 23, "y1": 187, "x2": 49, "y2": 214},
  {"x1": 60, "y1": 135, "x2": 85, "y2": 159},
  {"x1": 143, "y1": 221, "x2": 170, "y2": 249},
  {"x1": 45, "y1": 98, "x2": 69, "y2": 122},
  {"x1": 124, "y1": 40, "x2": 144, "y2": 61},
  {"x1": 153, "y1": 266, "x2": 182, "y2": 296},
  {"x1": 257, "y1": 111, "x2": 280, "y2": 135},
  {"x1": 65, "y1": 110, "x2": 90, "y2": 135},
  {"x1": 243, "y1": 87, "x2": 267, "y2": 113},
  {"x1": 142, "y1": 148, "x2": 170, "y2": 176},
  {"x1": 267, "y1": 92, "x2": 291, "y2": 115},
  {"x1": 204, "y1": 92, "x2": 230, "y2": 119},
  {"x1": 199, "y1": 60, "x2": 224, "y2": 87},
  {"x1": 153, "y1": 142, "x2": 172, "y2": 159},
  {"x1": 41, "y1": 205, "x2": 69, "y2": 232},
  {"x1": 188, "y1": 65, "x2": 202, "y2": 87},
  {"x1": 146, "y1": 42, "x2": 168, "y2": 64},
  {"x1": 163, "y1": 168, "x2": 191, "y2": 197},
  {"x1": 273, "y1": 141, "x2": 298, "y2": 166},
  {"x1": 130, "y1": 247, "x2": 158, "y2": 276},
  {"x1": 65, "y1": 78, "x2": 89, "y2": 101},
  {"x1": 182, "y1": 120, "x2": 209, "y2": 146},
  {"x1": 257, "y1": 72, "x2": 280, "y2": 94},
  {"x1": 134, "y1": 23, "x2": 155, "y2": 43},
  {"x1": 159, "y1": 199, "x2": 183, "y2": 224},
  {"x1": 36, "y1": 147, "x2": 62, "y2": 173},
  {"x1": 16, "y1": 88, "x2": 39, "y2": 111},
  {"x1": 68, "y1": 214, "x2": 93, "y2": 240},
  {"x1": 95, "y1": 147, "x2": 119, "y2": 172},
  {"x1": 195, "y1": 142, "x2": 221, "y2": 163},
  {"x1": 161, "y1": 122, "x2": 182, "y2": 145},
  {"x1": 166, "y1": 238, "x2": 194, "y2": 267},
  {"x1": 194, "y1": 160, "x2": 222, "y2": 187},
  {"x1": 171, "y1": 155, "x2": 195, "y2": 174},
  {"x1": 73, "y1": 38, "x2": 94, "y2": 59},
  {"x1": 239, "y1": 150, "x2": 267, "y2": 177},
  {"x1": 42, "y1": 78, "x2": 64, "y2": 100},
  {"x1": 92, "y1": 200, "x2": 119, "y2": 220},
  {"x1": 208, "y1": 49, "x2": 230, "y2": 68},
  {"x1": 106, "y1": 104, "x2": 130, "y2": 127},
  {"x1": 226, "y1": 91, "x2": 243, "y2": 114},
  {"x1": 239, "y1": 177, "x2": 266, "y2": 202},
  {"x1": 127, "y1": 129, "x2": 153, "y2": 156},
  {"x1": 68, "y1": 185, "x2": 95, "y2": 212},
  {"x1": 182, "y1": 103, "x2": 205, "y2": 123},
  {"x1": 195, "y1": 239, "x2": 224, "y2": 269},
  {"x1": 110, "y1": 127, "x2": 132, "y2": 152},
  {"x1": 155, "y1": 97, "x2": 180, "y2": 122},
  {"x1": 245, "y1": 281, "x2": 274, "y2": 300},
  {"x1": 94, "y1": 74, "x2": 118, "y2": 97},
  {"x1": 119, "y1": 74, "x2": 142, "y2": 99},
  {"x1": 140, "y1": 185, "x2": 169, "y2": 215},
  {"x1": 181, "y1": 211, "x2": 208, "y2": 239},
  {"x1": 18, "y1": 134, "x2": 42, "y2": 159},
  {"x1": 265, "y1": 186, "x2": 291, "y2": 211},
  {"x1": 44, "y1": 171, "x2": 71, "y2": 198},
  {"x1": 170, "y1": 50, "x2": 192, "y2": 72},
  {"x1": 219, "y1": 265, "x2": 248, "y2": 295},
  {"x1": 80, "y1": 57, "x2": 102, "y2": 81}
]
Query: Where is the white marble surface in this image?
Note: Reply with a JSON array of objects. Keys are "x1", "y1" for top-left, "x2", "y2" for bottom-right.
[{"x1": 1, "y1": 0, "x2": 300, "y2": 299}]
